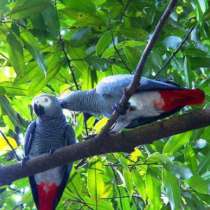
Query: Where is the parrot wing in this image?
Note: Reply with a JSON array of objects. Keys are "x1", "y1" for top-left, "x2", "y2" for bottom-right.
[
  {"x1": 24, "y1": 121, "x2": 36, "y2": 156},
  {"x1": 25, "y1": 122, "x2": 76, "y2": 210},
  {"x1": 24, "y1": 121, "x2": 39, "y2": 208},
  {"x1": 52, "y1": 124, "x2": 76, "y2": 209},
  {"x1": 96, "y1": 74, "x2": 133, "y2": 99},
  {"x1": 136, "y1": 77, "x2": 181, "y2": 91},
  {"x1": 96, "y1": 74, "x2": 180, "y2": 100}
]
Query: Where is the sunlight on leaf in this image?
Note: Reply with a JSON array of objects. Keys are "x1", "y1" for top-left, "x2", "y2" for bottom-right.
[
  {"x1": 129, "y1": 147, "x2": 142, "y2": 162},
  {"x1": 0, "y1": 136, "x2": 17, "y2": 154},
  {"x1": 94, "y1": 117, "x2": 108, "y2": 134}
]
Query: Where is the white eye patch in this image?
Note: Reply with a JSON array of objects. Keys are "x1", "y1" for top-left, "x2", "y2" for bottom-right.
[{"x1": 34, "y1": 96, "x2": 52, "y2": 108}]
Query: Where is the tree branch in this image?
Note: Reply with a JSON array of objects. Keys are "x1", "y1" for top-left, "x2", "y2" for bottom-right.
[
  {"x1": 0, "y1": 108, "x2": 210, "y2": 186},
  {"x1": 100, "y1": 0, "x2": 178, "y2": 134}
]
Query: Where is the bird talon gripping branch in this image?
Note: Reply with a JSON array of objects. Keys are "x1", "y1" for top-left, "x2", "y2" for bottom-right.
[
  {"x1": 112, "y1": 102, "x2": 129, "y2": 115},
  {"x1": 21, "y1": 156, "x2": 29, "y2": 167},
  {"x1": 49, "y1": 148, "x2": 56, "y2": 155}
]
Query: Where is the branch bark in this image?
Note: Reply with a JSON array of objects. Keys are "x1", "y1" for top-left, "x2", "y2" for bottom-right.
[
  {"x1": 0, "y1": 108, "x2": 210, "y2": 186},
  {"x1": 101, "y1": 0, "x2": 178, "y2": 134}
]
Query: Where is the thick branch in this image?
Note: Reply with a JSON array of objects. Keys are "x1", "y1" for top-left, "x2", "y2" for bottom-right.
[
  {"x1": 0, "y1": 108, "x2": 210, "y2": 186},
  {"x1": 101, "y1": 0, "x2": 178, "y2": 134}
]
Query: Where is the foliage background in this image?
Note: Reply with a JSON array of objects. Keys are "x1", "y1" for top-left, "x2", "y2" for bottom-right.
[{"x1": 0, "y1": 0, "x2": 210, "y2": 209}]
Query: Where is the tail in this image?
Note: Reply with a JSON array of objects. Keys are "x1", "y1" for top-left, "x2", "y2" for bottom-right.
[
  {"x1": 37, "y1": 183, "x2": 58, "y2": 210},
  {"x1": 159, "y1": 89, "x2": 205, "y2": 112}
]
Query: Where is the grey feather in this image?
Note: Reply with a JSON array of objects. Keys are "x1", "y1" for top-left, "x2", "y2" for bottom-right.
[
  {"x1": 24, "y1": 94, "x2": 76, "y2": 209},
  {"x1": 60, "y1": 74, "x2": 180, "y2": 132}
]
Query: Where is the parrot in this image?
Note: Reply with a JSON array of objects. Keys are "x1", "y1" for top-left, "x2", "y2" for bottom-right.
[
  {"x1": 60, "y1": 74, "x2": 205, "y2": 132},
  {"x1": 24, "y1": 94, "x2": 76, "y2": 210}
]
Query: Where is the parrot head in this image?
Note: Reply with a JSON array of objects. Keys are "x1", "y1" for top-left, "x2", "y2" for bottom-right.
[{"x1": 32, "y1": 94, "x2": 62, "y2": 118}]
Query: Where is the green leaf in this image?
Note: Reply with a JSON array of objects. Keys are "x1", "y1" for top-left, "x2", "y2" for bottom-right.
[
  {"x1": 0, "y1": 0, "x2": 9, "y2": 16},
  {"x1": 11, "y1": 0, "x2": 51, "y2": 19},
  {"x1": 83, "y1": 196, "x2": 114, "y2": 210},
  {"x1": 163, "y1": 170, "x2": 181, "y2": 210},
  {"x1": 0, "y1": 82, "x2": 27, "y2": 96},
  {"x1": 68, "y1": 48, "x2": 89, "y2": 74},
  {"x1": 133, "y1": 170, "x2": 146, "y2": 200},
  {"x1": 96, "y1": 31, "x2": 112, "y2": 56},
  {"x1": 64, "y1": 0, "x2": 96, "y2": 14},
  {"x1": 123, "y1": 168, "x2": 134, "y2": 195},
  {"x1": 184, "y1": 144, "x2": 198, "y2": 174},
  {"x1": 188, "y1": 175, "x2": 209, "y2": 194},
  {"x1": 87, "y1": 160, "x2": 112, "y2": 199},
  {"x1": 28, "y1": 54, "x2": 61, "y2": 94},
  {"x1": 163, "y1": 131, "x2": 192, "y2": 155},
  {"x1": 21, "y1": 31, "x2": 47, "y2": 76},
  {"x1": 70, "y1": 28, "x2": 92, "y2": 47},
  {"x1": 198, "y1": 151, "x2": 210, "y2": 174},
  {"x1": 189, "y1": 57, "x2": 210, "y2": 68},
  {"x1": 42, "y1": 4, "x2": 60, "y2": 38},
  {"x1": 0, "y1": 96, "x2": 20, "y2": 129},
  {"x1": 123, "y1": 47, "x2": 139, "y2": 69},
  {"x1": 145, "y1": 170, "x2": 162, "y2": 210},
  {"x1": 7, "y1": 32, "x2": 25, "y2": 74}
]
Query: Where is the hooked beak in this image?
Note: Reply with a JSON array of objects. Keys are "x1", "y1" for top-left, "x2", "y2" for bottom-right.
[
  {"x1": 34, "y1": 103, "x2": 45, "y2": 116},
  {"x1": 58, "y1": 98, "x2": 67, "y2": 108}
]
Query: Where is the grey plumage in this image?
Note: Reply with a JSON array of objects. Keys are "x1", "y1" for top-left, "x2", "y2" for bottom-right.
[
  {"x1": 59, "y1": 74, "x2": 180, "y2": 132},
  {"x1": 24, "y1": 94, "x2": 76, "y2": 210}
]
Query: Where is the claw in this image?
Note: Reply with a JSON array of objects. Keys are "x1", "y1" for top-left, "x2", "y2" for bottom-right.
[
  {"x1": 49, "y1": 148, "x2": 56, "y2": 155},
  {"x1": 112, "y1": 102, "x2": 129, "y2": 115},
  {"x1": 21, "y1": 156, "x2": 29, "y2": 167}
]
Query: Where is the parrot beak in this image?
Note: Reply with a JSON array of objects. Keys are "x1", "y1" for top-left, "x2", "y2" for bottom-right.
[
  {"x1": 34, "y1": 103, "x2": 45, "y2": 116},
  {"x1": 59, "y1": 100, "x2": 67, "y2": 108}
]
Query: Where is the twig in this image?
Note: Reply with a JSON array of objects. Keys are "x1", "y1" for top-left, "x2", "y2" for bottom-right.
[
  {"x1": 154, "y1": 25, "x2": 195, "y2": 79},
  {"x1": 111, "y1": 29, "x2": 132, "y2": 73},
  {"x1": 100, "y1": 0, "x2": 178, "y2": 135},
  {"x1": 102, "y1": 194, "x2": 142, "y2": 200},
  {"x1": 0, "y1": 130, "x2": 20, "y2": 161},
  {"x1": 58, "y1": 35, "x2": 79, "y2": 90},
  {"x1": 55, "y1": 1, "x2": 89, "y2": 136},
  {"x1": 104, "y1": 162, "x2": 163, "y2": 167},
  {"x1": 55, "y1": 0, "x2": 79, "y2": 90}
]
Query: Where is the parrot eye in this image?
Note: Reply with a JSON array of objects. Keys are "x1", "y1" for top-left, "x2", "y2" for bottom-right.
[{"x1": 44, "y1": 97, "x2": 49, "y2": 102}]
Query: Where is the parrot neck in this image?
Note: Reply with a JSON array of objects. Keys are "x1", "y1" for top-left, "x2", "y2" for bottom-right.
[
  {"x1": 62, "y1": 90, "x2": 105, "y2": 115},
  {"x1": 37, "y1": 112, "x2": 66, "y2": 128}
]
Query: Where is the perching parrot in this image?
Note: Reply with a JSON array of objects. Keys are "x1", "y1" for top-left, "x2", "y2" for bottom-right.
[
  {"x1": 60, "y1": 74, "x2": 205, "y2": 132},
  {"x1": 24, "y1": 94, "x2": 76, "y2": 210}
]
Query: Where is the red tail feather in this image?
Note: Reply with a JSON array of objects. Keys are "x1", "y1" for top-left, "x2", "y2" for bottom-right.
[
  {"x1": 159, "y1": 89, "x2": 205, "y2": 112},
  {"x1": 37, "y1": 183, "x2": 58, "y2": 210}
]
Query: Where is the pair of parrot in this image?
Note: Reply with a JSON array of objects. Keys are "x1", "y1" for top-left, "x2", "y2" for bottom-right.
[{"x1": 25, "y1": 74, "x2": 205, "y2": 210}]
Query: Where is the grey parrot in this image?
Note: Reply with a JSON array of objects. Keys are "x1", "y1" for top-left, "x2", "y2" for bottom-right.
[
  {"x1": 24, "y1": 94, "x2": 76, "y2": 210},
  {"x1": 60, "y1": 74, "x2": 205, "y2": 132}
]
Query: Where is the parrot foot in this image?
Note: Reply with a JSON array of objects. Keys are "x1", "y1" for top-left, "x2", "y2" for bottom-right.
[
  {"x1": 113, "y1": 102, "x2": 129, "y2": 115},
  {"x1": 21, "y1": 156, "x2": 29, "y2": 167},
  {"x1": 49, "y1": 148, "x2": 56, "y2": 155}
]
